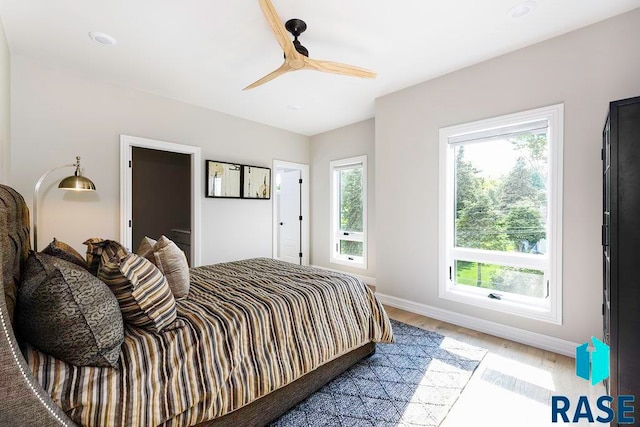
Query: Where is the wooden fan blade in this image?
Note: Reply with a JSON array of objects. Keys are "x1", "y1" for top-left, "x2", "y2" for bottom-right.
[
  {"x1": 243, "y1": 63, "x2": 291, "y2": 90},
  {"x1": 259, "y1": 0, "x2": 299, "y2": 60},
  {"x1": 303, "y1": 58, "x2": 377, "y2": 79}
]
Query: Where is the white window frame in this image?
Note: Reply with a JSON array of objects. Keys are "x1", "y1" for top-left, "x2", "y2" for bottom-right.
[
  {"x1": 330, "y1": 155, "x2": 368, "y2": 269},
  {"x1": 438, "y1": 104, "x2": 563, "y2": 324}
]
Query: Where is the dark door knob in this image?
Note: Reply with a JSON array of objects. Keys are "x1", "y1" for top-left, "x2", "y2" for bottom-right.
[{"x1": 280, "y1": 222, "x2": 284, "y2": 226}]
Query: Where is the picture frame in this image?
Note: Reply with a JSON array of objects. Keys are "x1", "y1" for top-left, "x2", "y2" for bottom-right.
[
  {"x1": 242, "y1": 165, "x2": 271, "y2": 199},
  {"x1": 206, "y1": 160, "x2": 241, "y2": 198}
]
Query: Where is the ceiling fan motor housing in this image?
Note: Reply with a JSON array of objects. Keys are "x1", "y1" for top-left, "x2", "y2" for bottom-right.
[
  {"x1": 292, "y1": 40, "x2": 309, "y2": 57},
  {"x1": 286, "y1": 19, "x2": 309, "y2": 57},
  {"x1": 285, "y1": 18, "x2": 307, "y2": 36}
]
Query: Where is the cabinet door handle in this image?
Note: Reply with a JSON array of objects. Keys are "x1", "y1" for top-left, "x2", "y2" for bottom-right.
[{"x1": 602, "y1": 224, "x2": 608, "y2": 247}]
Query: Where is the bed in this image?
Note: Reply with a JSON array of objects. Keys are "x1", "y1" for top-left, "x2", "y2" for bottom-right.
[{"x1": 0, "y1": 184, "x2": 394, "y2": 426}]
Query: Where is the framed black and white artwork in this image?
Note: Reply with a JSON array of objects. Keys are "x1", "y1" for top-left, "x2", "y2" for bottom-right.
[
  {"x1": 242, "y1": 165, "x2": 271, "y2": 199},
  {"x1": 206, "y1": 160, "x2": 241, "y2": 198}
]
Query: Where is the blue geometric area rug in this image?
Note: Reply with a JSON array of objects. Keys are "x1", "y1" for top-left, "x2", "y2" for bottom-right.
[{"x1": 271, "y1": 320, "x2": 487, "y2": 427}]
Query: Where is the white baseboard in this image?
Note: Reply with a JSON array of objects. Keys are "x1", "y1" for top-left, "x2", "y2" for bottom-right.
[
  {"x1": 376, "y1": 292, "x2": 578, "y2": 358},
  {"x1": 310, "y1": 265, "x2": 376, "y2": 286}
]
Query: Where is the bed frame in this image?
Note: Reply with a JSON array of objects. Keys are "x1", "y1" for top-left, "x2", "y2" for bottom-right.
[{"x1": 0, "y1": 184, "x2": 374, "y2": 427}]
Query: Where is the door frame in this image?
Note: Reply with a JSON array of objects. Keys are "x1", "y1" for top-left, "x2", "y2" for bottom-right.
[
  {"x1": 120, "y1": 135, "x2": 202, "y2": 266},
  {"x1": 272, "y1": 160, "x2": 309, "y2": 265}
]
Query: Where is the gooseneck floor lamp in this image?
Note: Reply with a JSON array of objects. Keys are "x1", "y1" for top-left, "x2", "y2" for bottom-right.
[{"x1": 33, "y1": 156, "x2": 96, "y2": 251}]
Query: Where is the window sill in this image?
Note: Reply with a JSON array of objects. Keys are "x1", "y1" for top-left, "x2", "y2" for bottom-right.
[
  {"x1": 439, "y1": 287, "x2": 561, "y2": 324},
  {"x1": 330, "y1": 256, "x2": 367, "y2": 270}
]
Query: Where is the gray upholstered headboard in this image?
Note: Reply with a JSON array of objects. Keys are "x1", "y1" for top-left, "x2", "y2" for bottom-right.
[{"x1": 0, "y1": 184, "x2": 75, "y2": 426}]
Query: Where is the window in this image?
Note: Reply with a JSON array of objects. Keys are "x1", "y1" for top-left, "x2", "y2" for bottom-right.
[
  {"x1": 330, "y1": 155, "x2": 367, "y2": 268},
  {"x1": 439, "y1": 104, "x2": 563, "y2": 323}
]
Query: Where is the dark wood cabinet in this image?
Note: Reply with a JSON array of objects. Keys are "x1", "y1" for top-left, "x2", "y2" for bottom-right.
[{"x1": 602, "y1": 95, "x2": 640, "y2": 403}]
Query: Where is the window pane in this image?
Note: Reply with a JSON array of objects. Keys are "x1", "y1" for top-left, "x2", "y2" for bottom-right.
[
  {"x1": 455, "y1": 261, "x2": 545, "y2": 298},
  {"x1": 339, "y1": 167, "x2": 363, "y2": 233},
  {"x1": 454, "y1": 131, "x2": 548, "y2": 255},
  {"x1": 340, "y1": 240, "x2": 363, "y2": 257}
]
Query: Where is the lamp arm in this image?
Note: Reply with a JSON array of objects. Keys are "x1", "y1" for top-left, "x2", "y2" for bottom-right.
[{"x1": 33, "y1": 163, "x2": 75, "y2": 251}]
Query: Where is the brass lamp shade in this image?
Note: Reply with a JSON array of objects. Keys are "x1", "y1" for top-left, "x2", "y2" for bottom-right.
[
  {"x1": 58, "y1": 174, "x2": 96, "y2": 191},
  {"x1": 33, "y1": 155, "x2": 96, "y2": 251}
]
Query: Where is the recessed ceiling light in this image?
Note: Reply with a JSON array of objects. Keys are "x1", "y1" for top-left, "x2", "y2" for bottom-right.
[
  {"x1": 508, "y1": 1, "x2": 537, "y2": 19},
  {"x1": 287, "y1": 104, "x2": 302, "y2": 111},
  {"x1": 89, "y1": 32, "x2": 117, "y2": 46}
]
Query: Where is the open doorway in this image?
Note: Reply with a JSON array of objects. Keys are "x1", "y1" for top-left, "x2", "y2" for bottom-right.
[
  {"x1": 132, "y1": 147, "x2": 191, "y2": 264},
  {"x1": 273, "y1": 160, "x2": 309, "y2": 265},
  {"x1": 120, "y1": 135, "x2": 202, "y2": 266}
]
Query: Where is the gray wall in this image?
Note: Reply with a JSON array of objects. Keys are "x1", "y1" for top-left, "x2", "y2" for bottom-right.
[
  {"x1": 375, "y1": 9, "x2": 640, "y2": 344},
  {"x1": 10, "y1": 55, "x2": 310, "y2": 264},
  {"x1": 0, "y1": 17, "x2": 9, "y2": 185},
  {"x1": 310, "y1": 119, "x2": 376, "y2": 278}
]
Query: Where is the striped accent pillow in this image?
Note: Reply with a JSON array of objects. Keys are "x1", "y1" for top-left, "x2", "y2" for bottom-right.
[{"x1": 99, "y1": 252, "x2": 176, "y2": 332}]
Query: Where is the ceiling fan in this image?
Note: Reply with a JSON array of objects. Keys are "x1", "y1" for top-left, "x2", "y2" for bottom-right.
[{"x1": 244, "y1": 0, "x2": 377, "y2": 90}]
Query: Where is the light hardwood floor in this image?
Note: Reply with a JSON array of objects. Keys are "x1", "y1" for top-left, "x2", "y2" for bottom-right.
[{"x1": 384, "y1": 306, "x2": 606, "y2": 427}]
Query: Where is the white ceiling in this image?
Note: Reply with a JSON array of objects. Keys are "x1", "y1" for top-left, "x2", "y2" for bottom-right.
[{"x1": 1, "y1": 0, "x2": 639, "y2": 136}]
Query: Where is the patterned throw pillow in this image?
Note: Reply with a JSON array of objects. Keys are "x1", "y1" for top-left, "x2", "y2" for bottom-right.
[
  {"x1": 99, "y1": 252, "x2": 176, "y2": 332},
  {"x1": 83, "y1": 238, "x2": 127, "y2": 276},
  {"x1": 17, "y1": 252, "x2": 124, "y2": 368},
  {"x1": 137, "y1": 236, "x2": 190, "y2": 300},
  {"x1": 41, "y1": 238, "x2": 88, "y2": 270}
]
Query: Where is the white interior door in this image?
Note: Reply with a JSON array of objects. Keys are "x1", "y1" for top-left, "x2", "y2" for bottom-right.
[
  {"x1": 272, "y1": 160, "x2": 309, "y2": 265},
  {"x1": 278, "y1": 169, "x2": 301, "y2": 264}
]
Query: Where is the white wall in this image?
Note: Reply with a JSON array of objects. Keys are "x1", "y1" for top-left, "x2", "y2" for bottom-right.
[
  {"x1": 375, "y1": 8, "x2": 640, "y2": 344},
  {"x1": 310, "y1": 119, "x2": 376, "y2": 278},
  {"x1": 0, "y1": 16, "x2": 9, "y2": 185},
  {"x1": 10, "y1": 55, "x2": 309, "y2": 264}
]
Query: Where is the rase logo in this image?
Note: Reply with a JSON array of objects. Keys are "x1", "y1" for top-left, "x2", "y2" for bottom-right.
[
  {"x1": 551, "y1": 337, "x2": 636, "y2": 424},
  {"x1": 575, "y1": 337, "x2": 609, "y2": 386}
]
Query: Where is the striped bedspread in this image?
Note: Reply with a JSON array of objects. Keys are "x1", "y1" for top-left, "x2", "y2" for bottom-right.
[{"x1": 23, "y1": 258, "x2": 394, "y2": 427}]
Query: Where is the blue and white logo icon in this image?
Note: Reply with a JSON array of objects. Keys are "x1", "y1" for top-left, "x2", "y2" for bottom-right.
[{"x1": 576, "y1": 337, "x2": 610, "y2": 386}]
